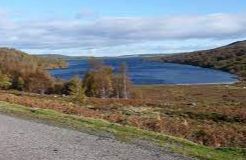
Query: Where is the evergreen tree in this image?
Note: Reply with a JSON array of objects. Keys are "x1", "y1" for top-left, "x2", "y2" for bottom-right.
[
  {"x1": 66, "y1": 76, "x2": 85, "y2": 103},
  {"x1": 0, "y1": 71, "x2": 11, "y2": 89}
]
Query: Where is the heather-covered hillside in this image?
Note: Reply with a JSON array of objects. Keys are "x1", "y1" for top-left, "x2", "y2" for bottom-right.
[{"x1": 152, "y1": 41, "x2": 246, "y2": 80}]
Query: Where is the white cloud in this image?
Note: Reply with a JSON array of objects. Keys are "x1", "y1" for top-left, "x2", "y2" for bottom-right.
[{"x1": 0, "y1": 12, "x2": 246, "y2": 55}]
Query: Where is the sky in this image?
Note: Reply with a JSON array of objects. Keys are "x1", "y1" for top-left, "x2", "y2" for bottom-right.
[{"x1": 0, "y1": 0, "x2": 246, "y2": 56}]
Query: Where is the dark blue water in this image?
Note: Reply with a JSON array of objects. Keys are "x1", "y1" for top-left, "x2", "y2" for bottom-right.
[{"x1": 50, "y1": 58, "x2": 238, "y2": 85}]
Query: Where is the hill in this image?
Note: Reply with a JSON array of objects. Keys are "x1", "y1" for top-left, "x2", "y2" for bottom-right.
[
  {"x1": 0, "y1": 48, "x2": 67, "y2": 69},
  {"x1": 36, "y1": 54, "x2": 91, "y2": 60},
  {"x1": 151, "y1": 41, "x2": 246, "y2": 80},
  {"x1": 0, "y1": 48, "x2": 67, "y2": 92}
]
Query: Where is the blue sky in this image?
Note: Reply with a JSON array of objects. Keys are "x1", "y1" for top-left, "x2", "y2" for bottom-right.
[{"x1": 0, "y1": 0, "x2": 246, "y2": 56}]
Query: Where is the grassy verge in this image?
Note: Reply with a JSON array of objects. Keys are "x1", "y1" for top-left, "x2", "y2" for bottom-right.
[{"x1": 0, "y1": 101, "x2": 245, "y2": 160}]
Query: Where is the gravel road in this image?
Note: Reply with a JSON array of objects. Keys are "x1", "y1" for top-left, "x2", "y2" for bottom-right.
[{"x1": 0, "y1": 114, "x2": 192, "y2": 160}]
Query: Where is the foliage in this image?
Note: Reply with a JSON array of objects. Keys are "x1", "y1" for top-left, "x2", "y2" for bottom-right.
[
  {"x1": 112, "y1": 63, "x2": 132, "y2": 99},
  {"x1": 0, "y1": 101, "x2": 245, "y2": 160},
  {"x1": 0, "y1": 48, "x2": 67, "y2": 69},
  {"x1": 12, "y1": 77, "x2": 25, "y2": 91},
  {"x1": 151, "y1": 40, "x2": 246, "y2": 80},
  {"x1": 83, "y1": 66, "x2": 113, "y2": 98},
  {"x1": 0, "y1": 83, "x2": 245, "y2": 148},
  {"x1": 0, "y1": 48, "x2": 132, "y2": 97},
  {"x1": 83, "y1": 59, "x2": 132, "y2": 99},
  {"x1": 0, "y1": 71, "x2": 11, "y2": 89},
  {"x1": 65, "y1": 76, "x2": 86, "y2": 103},
  {"x1": 0, "y1": 48, "x2": 67, "y2": 93}
]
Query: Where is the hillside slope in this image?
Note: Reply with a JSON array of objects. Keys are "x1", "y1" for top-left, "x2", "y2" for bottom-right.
[
  {"x1": 36, "y1": 54, "x2": 91, "y2": 60},
  {"x1": 153, "y1": 41, "x2": 246, "y2": 80},
  {"x1": 0, "y1": 48, "x2": 67, "y2": 92},
  {"x1": 0, "y1": 48, "x2": 67, "y2": 69}
]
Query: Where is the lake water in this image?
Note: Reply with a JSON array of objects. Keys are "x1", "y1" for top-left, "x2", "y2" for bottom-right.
[{"x1": 50, "y1": 58, "x2": 238, "y2": 85}]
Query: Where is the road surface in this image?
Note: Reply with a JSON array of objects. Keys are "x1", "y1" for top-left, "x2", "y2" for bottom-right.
[{"x1": 0, "y1": 114, "x2": 192, "y2": 160}]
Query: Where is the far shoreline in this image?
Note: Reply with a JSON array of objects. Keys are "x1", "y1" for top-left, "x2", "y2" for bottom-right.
[{"x1": 134, "y1": 81, "x2": 239, "y2": 88}]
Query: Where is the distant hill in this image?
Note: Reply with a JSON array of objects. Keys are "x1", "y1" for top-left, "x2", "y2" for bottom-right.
[
  {"x1": 151, "y1": 41, "x2": 246, "y2": 80},
  {"x1": 116, "y1": 53, "x2": 166, "y2": 58},
  {"x1": 36, "y1": 54, "x2": 71, "y2": 59},
  {"x1": 36, "y1": 54, "x2": 91, "y2": 60},
  {"x1": 37, "y1": 53, "x2": 166, "y2": 59},
  {"x1": 0, "y1": 48, "x2": 67, "y2": 69}
]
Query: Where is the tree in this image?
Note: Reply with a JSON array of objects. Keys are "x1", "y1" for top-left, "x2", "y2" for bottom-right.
[
  {"x1": 65, "y1": 76, "x2": 85, "y2": 103},
  {"x1": 84, "y1": 60, "x2": 132, "y2": 99},
  {"x1": 25, "y1": 69, "x2": 53, "y2": 94},
  {"x1": 11, "y1": 76, "x2": 25, "y2": 91},
  {"x1": 112, "y1": 74, "x2": 121, "y2": 99},
  {"x1": 0, "y1": 71, "x2": 11, "y2": 89},
  {"x1": 0, "y1": 48, "x2": 67, "y2": 94},
  {"x1": 83, "y1": 59, "x2": 113, "y2": 98},
  {"x1": 83, "y1": 67, "x2": 113, "y2": 98},
  {"x1": 118, "y1": 63, "x2": 131, "y2": 99},
  {"x1": 83, "y1": 72, "x2": 97, "y2": 97},
  {"x1": 88, "y1": 58, "x2": 104, "y2": 71}
]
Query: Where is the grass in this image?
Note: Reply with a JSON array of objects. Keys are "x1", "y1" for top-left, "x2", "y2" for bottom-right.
[
  {"x1": 0, "y1": 101, "x2": 245, "y2": 160},
  {"x1": 0, "y1": 84, "x2": 245, "y2": 148}
]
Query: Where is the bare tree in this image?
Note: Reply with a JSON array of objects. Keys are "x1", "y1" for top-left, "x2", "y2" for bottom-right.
[{"x1": 119, "y1": 63, "x2": 131, "y2": 99}]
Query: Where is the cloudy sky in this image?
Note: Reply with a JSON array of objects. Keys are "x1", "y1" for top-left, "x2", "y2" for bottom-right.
[{"x1": 0, "y1": 0, "x2": 246, "y2": 56}]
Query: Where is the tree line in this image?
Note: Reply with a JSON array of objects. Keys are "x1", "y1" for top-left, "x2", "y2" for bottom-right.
[
  {"x1": 0, "y1": 48, "x2": 57, "y2": 93},
  {"x1": 64, "y1": 58, "x2": 132, "y2": 101},
  {"x1": 0, "y1": 48, "x2": 132, "y2": 101}
]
